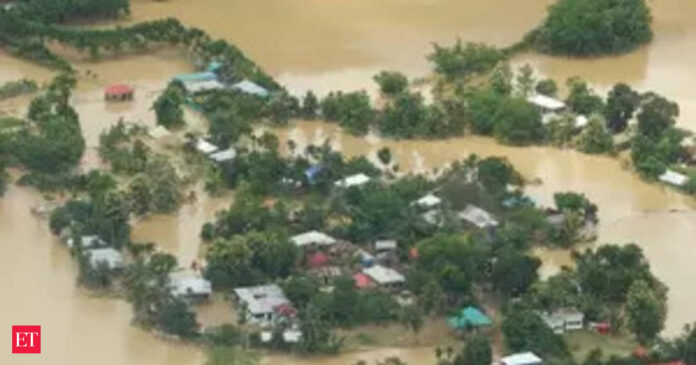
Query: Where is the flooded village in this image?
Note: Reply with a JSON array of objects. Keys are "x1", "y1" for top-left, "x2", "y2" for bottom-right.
[{"x1": 2, "y1": 1, "x2": 696, "y2": 365}]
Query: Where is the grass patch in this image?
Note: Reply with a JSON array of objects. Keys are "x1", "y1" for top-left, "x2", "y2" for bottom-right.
[{"x1": 564, "y1": 330, "x2": 637, "y2": 362}]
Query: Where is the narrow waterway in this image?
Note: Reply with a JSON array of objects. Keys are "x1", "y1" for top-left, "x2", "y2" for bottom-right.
[{"x1": 2, "y1": 0, "x2": 696, "y2": 364}]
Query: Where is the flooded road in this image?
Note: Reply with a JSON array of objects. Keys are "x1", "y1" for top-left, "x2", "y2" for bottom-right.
[{"x1": 1, "y1": 0, "x2": 696, "y2": 364}]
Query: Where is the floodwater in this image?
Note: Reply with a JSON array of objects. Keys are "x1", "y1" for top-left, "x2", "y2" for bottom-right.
[
  {"x1": 127, "y1": 0, "x2": 696, "y2": 129},
  {"x1": 1, "y1": 0, "x2": 696, "y2": 364}
]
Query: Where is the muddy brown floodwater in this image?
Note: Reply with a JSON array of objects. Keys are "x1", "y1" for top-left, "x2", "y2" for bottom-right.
[{"x1": 2, "y1": 0, "x2": 696, "y2": 364}]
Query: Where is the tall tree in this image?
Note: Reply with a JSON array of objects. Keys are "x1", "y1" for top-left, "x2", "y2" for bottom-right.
[
  {"x1": 626, "y1": 279, "x2": 667, "y2": 344},
  {"x1": 604, "y1": 83, "x2": 640, "y2": 133}
]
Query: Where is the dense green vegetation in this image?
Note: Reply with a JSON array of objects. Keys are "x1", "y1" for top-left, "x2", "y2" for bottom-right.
[
  {"x1": 9, "y1": 74, "x2": 86, "y2": 174},
  {"x1": 533, "y1": 0, "x2": 653, "y2": 56},
  {"x1": 0, "y1": 79, "x2": 38, "y2": 100},
  {"x1": 154, "y1": 83, "x2": 185, "y2": 129}
]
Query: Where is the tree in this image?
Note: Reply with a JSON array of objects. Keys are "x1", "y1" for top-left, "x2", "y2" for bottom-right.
[
  {"x1": 546, "y1": 113, "x2": 576, "y2": 147},
  {"x1": 455, "y1": 335, "x2": 492, "y2": 365},
  {"x1": 428, "y1": 41, "x2": 503, "y2": 80},
  {"x1": 476, "y1": 156, "x2": 519, "y2": 195},
  {"x1": 417, "y1": 235, "x2": 488, "y2": 296},
  {"x1": 536, "y1": 0, "x2": 653, "y2": 56},
  {"x1": 378, "y1": 92, "x2": 447, "y2": 138},
  {"x1": 574, "y1": 244, "x2": 655, "y2": 303},
  {"x1": 374, "y1": 71, "x2": 409, "y2": 96},
  {"x1": 301, "y1": 91, "x2": 319, "y2": 120},
  {"x1": 377, "y1": 147, "x2": 392, "y2": 166},
  {"x1": 208, "y1": 108, "x2": 252, "y2": 148},
  {"x1": 468, "y1": 90, "x2": 504, "y2": 135},
  {"x1": 0, "y1": 163, "x2": 8, "y2": 196},
  {"x1": 153, "y1": 85, "x2": 185, "y2": 129},
  {"x1": 502, "y1": 309, "x2": 570, "y2": 359},
  {"x1": 536, "y1": 78, "x2": 558, "y2": 97},
  {"x1": 493, "y1": 98, "x2": 545, "y2": 145},
  {"x1": 516, "y1": 64, "x2": 536, "y2": 98},
  {"x1": 126, "y1": 156, "x2": 182, "y2": 215},
  {"x1": 488, "y1": 64, "x2": 513, "y2": 96},
  {"x1": 320, "y1": 91, "x2": 374, "y2": 135},
  {"x1": 626, "y1": 279, "x2": 667, "y2": 344},
  {"x1": 604, "y1": 83, "x2": 640, "y2": 133},
  {"x1": 637, "y1": 93, "x2": 679, "y2": 140},
  {"x1": 156, "y1": 297, "x2": 199, "y2": 338},
  {"x1": 578, "y1": 115, "x2": 614, "y2": 154},
  {"x1": 566, "y1": 78, "x2": 604, "y2": 115},
  {"x1": 399, "y1": 304, "x2": 424, "y2": 334},
  {"x1": 491, "y1": 246, "x2": 541, "y2": 297}
]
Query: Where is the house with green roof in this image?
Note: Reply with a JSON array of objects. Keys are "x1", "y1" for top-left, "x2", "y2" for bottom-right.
[{"x1": 447, "y1": 306, "x2": 492, "y2": 330}]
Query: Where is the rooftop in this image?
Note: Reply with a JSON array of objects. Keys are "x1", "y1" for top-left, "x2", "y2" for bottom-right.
[
  {"x1": 195, "y1": 139, "x2": 219, "y2": 154},
  {"x1": 502, "y1": 352, "x2": 543, "y2": 365},
  {"x1": 659, "y1": 170, "x2": 689, "y2": 187},
  {"x1": 234, "y1": 284, "x2": 289, "y2": 315},
  {"x1": 105, "y1": 84, "x2": 133, "y2": 96},
  {"x1": 232, "y1": 80, "x2": 269, "y2": 97},
  {"x1": 362, "y1": 264, "x2": 404, "y2": 285},
  {"x1": 459, "y1": 204, "x2": 499, "y2": 229},
  {"x1": 67, "y1": 235, "x2": 106, "y2": 249},
  {"x1": 86, "y1": 248, "x2": 124, "y2": 269},
  {"x1": 170, "y1": 272, "x2": 212, "y2": 297},
  {"x1": 209, "y1": 148, "x2": 236, "y2": 162},
  {"x1": 173, "y1": 71, "x2": 217, "y2": 83},
  {"x1": 527, "y1": 94, "x2": 566, "y2": 111},
  {"x1": 335, "y1": 173, "x2": 371, "y2": 188},
  {"x1": 447, "y1": 306, "x2": 492, "y2": 329},
  {"x1": 375, "y1": 240, "x2": 397, "y2": 251},
  {"x1": 291, "y1": 231, "x2": 337, "y2": 247},
  {"x1": 183, "y1": 79, "x2": 226, "y2": 94},
  {"x1": 414, "y1": 193, "x2": 442, "y2": 208}
]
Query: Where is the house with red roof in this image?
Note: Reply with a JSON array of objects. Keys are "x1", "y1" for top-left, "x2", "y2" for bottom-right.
[{"x1": 104, "y1": 84, "x2": 133, "y2": 101}]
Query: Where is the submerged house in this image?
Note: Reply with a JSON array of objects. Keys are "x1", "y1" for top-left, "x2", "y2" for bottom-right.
[
  {"x1": 334, "y1": 173, "x2": 371, "y2": 188},
  {"x1": 502, "y1": 352, "x2": 543, "y2": 365},
  {"x1": 104, "y1": 84, "x2": 134, "y2": 101},
  {"x1": 659, "y1": 170, "x2": 689, "y2": 187},
  {"x1": 447, "y1": 306, "x2": 492, "y2": 331},
  {"x1": 527, "y1": 94, "x2": 566, "y2": 114},
  {"x1": 413, "y1": 193, "x2": 442, "y2": 209},
  {"x1": 182, "y1": 79, "x2": 226, "y2": 94},
  {"x1": 169, "y1": 272, "x2": 213, "y2": 300},
  {"x1": 362, "y1": 264, "x2": 404, "y2": 289},
  {"x1": 67, "y1": 235, "x2": 106, "y2": 249},
  {"x1": 86, "y1": 248, "x2": 124, "y2": 270},
  {"x1": 291, "y1": 231, "x2": 337, "y2": 247},
  {"x1": 232, "y1": 80, "x2": 269, "y2": 97},
  {"x1": 233, "y1": 284, "x2": 291, "y2": 324},
  {"x1": 209, "y1": 148, "x2": 236, "y2": 163},
  {"x1": 459, "y1": 204, "x2": 499, "y2": 229},
  {"x1": 195, "y1": 139, "x2": 219, "y2": 155},
  {"x1": 375, "y1": 240, "x2": 397, "y2": 252},
  {"x1": 540, "y1": 308, "x2": 584, "y2": 334}
]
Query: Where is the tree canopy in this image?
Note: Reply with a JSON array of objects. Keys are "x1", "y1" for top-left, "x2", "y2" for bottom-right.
[{"x1": 535, "y1": 0, "x2": 653, "y2": 56}]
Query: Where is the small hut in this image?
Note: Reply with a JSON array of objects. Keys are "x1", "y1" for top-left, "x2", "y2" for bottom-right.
[{"x1": 105, "y1": 84, "x2": 134, "y2": 101}]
